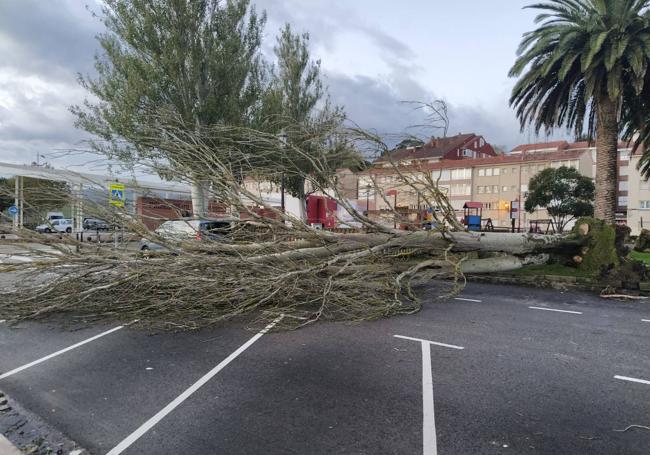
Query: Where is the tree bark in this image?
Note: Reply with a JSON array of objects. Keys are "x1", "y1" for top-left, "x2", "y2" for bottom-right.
[{"x1": 595, "y1": 97, "x2": 619, "y2": 224}]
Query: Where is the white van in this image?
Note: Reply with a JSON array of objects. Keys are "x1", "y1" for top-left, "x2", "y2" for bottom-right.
[{"x1": 36, "y1": 219, "x2": 73, "y2": 233}]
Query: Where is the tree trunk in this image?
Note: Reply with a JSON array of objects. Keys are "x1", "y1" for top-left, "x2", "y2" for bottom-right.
[
  {"x1": 594, "y1": 97, "x2": 619, "y2": 224},
  {"x1": 191, "y1": 181, "x2": 208, "y2": 218}
]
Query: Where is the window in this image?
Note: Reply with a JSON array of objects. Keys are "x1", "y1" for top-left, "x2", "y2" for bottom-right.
[
  {"x1": 450, "y1": 183, "x2": 466, "y2": 196},
  {"x1": 485, "y1": 168, "x2": 493, "y2": 177},
  {"x1": 512, "y1": 167, "x2": 517, "y2": 173},
  {"x1": 641, "y1": 201, "x2": 650, "y2": 209},
  {"x1": 494, "y1": 168, "x2": 500, "y2": 176},
  {"x1": 477, "y1": 186, "x2": 485, "y2": 194},
  {"x1": 485, "y1": 186, "x2": 492, "y2": 194},
  {"x1": 511, "y1": 185, "x2": 517, "y2": 191},
  {"x1": 620, "y1": 166, "x2": 629, "y2": 177},
  {"x1": 493, "y1": 185, "x2": 499, "y2": 193},
  {"x1": 618, "y1": 196, "x2": 628, "y2": 207},
  {"x1": 502, "y1": 186, "x2": 509, "y2": 192},
  {"x1": 619, "y1": 181, "x2": 628, "y2": 192},
  {"x1": 619, "y1": 149, "x2": 631, "y2": 160},
  {"x1": 478, "y1": 169, "x2": 485, "y2": 177},
  {"x1": 521, "y1": 184, "x2": 528, "y2": 192},
  {"x1": 451, "y1": 168, "x2": 471, "y2": 180}
]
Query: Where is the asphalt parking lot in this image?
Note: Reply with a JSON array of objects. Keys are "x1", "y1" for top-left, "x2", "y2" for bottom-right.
[{"x1": 0, "y1": 282, "x2": 649, "y2": 454}]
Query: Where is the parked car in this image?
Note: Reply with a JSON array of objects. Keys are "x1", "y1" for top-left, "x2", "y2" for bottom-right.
[
  {"x1": 83, "y1": 218, "x2": 110, "y2": 231},
  {"x1": 139, "y1": 218, "x2": 234, "y2": 251},
  {"x1": 36, "y1": 218, "x2": 73, "y2": 233}
]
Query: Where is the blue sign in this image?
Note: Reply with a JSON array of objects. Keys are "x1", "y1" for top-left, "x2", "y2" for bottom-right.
[{"x1": 8, "y1": 205, "x2": 17, "y2": 216}]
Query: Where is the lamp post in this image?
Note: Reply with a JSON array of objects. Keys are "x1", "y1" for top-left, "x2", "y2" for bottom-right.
[{"x1": 278, "y1": 130, "x2": 288, "y2": 213}]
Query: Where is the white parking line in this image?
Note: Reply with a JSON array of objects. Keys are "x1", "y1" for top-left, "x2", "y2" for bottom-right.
[
  {"x1": 394, "y1": 335, "x2": 464, "y2": 350},
  {"x1": 106, "y1": 315, "x2": 284, "y2": 455},
  {"x1": 394, "y1": 335, "x2": 465, "y2": 455},
  {"x1": 642, "y1": 319, "x2": 650, "y2": 323},
  {"x1": 421, "y1": 342, "x2": 437, "y2": 455},
  {"x1": 0, "y1": 321, "x2": 136, "y2": 380},
  {"x1": 614, "y1": 375, "x2": 650, "y2": 386},
  {"x1": 454, "y1": 297, "x2": 482, "y2": 303},
  {"x1": 528, "y1": 306, "x2": 582, "y2": 315}
]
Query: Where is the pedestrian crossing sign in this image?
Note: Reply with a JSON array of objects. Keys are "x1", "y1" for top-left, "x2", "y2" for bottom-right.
[{"x1": 109, "y1": 183, "x2": 125, "y2": 208}]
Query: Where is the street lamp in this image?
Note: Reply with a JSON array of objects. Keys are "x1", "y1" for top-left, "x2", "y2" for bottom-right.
[{"x1": 278, "y1": 130, "x2": 288, "y2": 213}]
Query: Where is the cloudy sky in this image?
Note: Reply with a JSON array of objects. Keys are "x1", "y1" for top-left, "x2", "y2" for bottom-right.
[{"x1": 0, "y1": 0, "x2": 568, "y2": 169}]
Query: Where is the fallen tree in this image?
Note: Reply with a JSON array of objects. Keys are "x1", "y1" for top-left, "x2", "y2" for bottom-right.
[{"x1": 0, "y1": 117, "x2": 602, "y2": 330}]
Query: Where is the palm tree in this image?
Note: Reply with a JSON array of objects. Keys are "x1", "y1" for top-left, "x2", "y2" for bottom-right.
[{"x1": 509, "y1": 0, "x2": 650, "y2": 224}]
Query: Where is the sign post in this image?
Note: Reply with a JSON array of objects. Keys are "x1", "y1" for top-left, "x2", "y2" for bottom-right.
[
  {"x1": 109, "y1": 183, "x2": 125, "y2": 248},
  {"x1": 510, "y1": 200, "x2": 519, "y2": 233}
]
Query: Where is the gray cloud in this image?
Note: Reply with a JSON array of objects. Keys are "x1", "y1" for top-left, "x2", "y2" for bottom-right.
[
  {"x1": 0, "y1": 0, "x2": 569, "y2": 170},
  {"x1": 0, "y1": 0, "x2": 102, "y2": 82}
]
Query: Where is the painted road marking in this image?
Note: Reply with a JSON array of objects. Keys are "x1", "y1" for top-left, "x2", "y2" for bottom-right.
[
  {"x1": 528, "y1": 306, "x2": 582, "y2": 315},
  {"x1": 642, "y1": 319, "x2": 650, "y2": 323},
  {"x1": 394, "y1": 335, "x2": 465, "y2": 455},
  {"x1": 421, "y1": 342, "x2": 437, "y2": 455},
  {"x1": 0, "y1": 434, "x2": 22, "y2": 455},
  {"x1": 454, "y1": 297, "x2": 482, "y2": 303},
  {"x1": 394, "y1": 335, "x2": 465, "y2": 350},
  {"x1": 0, "y1": 320, "x2": 5, "y2": 323},
  {"x1": 0, "y1": 321, "x2": 137, "y2": 380},
  {"x1": 614, "y1": 375, "x2": 650, "y2": 386},
  {"x1": 106, "y1": 315, "x2": 284, "y2": 455}
]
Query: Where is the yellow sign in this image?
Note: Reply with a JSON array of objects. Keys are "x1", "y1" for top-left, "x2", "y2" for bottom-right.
[{"x1": 109, "y1": 183, "x2": 125, "y2": 208}]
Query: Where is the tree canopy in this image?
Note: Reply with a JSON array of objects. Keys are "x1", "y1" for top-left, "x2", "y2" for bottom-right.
[
  {"x1": 71, "y1": 0, "x2": 267, "y2": 163},
  {"x1": 524, "y1": 166, "x2": 595, "y2": 232}
]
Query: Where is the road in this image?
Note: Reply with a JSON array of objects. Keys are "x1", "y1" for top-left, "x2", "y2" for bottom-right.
[{"x1": 0, "y1": 283, "x2": 649, "y2": 454}]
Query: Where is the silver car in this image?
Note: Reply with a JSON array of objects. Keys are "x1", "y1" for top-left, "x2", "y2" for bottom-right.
[{"x1": 139, "y1": 218, "x2": 233, "y2": 252}]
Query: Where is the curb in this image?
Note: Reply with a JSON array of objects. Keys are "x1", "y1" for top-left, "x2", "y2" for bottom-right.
[{"x1": 0, "y1": 434, "x2": 23, "y2": 455}]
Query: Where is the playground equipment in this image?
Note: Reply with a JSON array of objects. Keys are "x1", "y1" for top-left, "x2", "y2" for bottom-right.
[{"x1": 463, "y1": 202, "x2": 483, "y2": 232}]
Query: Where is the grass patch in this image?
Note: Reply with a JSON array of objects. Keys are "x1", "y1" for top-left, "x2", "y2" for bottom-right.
[
  {"x1": 510, "y1": 264, "x2": 595, "y2": 278},
  {"x1": 630, "y1": 250, "x2": 650, "y2": 266}
]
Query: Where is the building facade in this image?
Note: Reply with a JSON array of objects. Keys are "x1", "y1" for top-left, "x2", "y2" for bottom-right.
[{"x1": 366, "y1": 135, "x2": 650, "y2": 228}]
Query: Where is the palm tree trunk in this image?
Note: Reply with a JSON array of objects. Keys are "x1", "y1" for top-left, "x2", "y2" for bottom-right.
[{"x1": 594, "y1": 98, "x2": 619, "y2": 224}]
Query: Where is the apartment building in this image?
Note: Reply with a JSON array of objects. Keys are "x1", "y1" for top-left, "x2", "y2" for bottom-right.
[
  {"x1": 624, "y1": 153, "x2": 650, "y2": 235},
  {"x1": 472, "y1": 150, "x2": 594, "y2": 229},
  {"x1": 361, "y1": 141, "x2": 596, "y2": 230}
]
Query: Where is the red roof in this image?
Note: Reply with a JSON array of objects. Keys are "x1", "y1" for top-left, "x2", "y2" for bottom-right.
[
  {"x1": 376, "y1": 133, "x2": 478, "y2": 162},
  {"x1": 463, "y1": 202, "x2": 483, "y2": 209}
]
